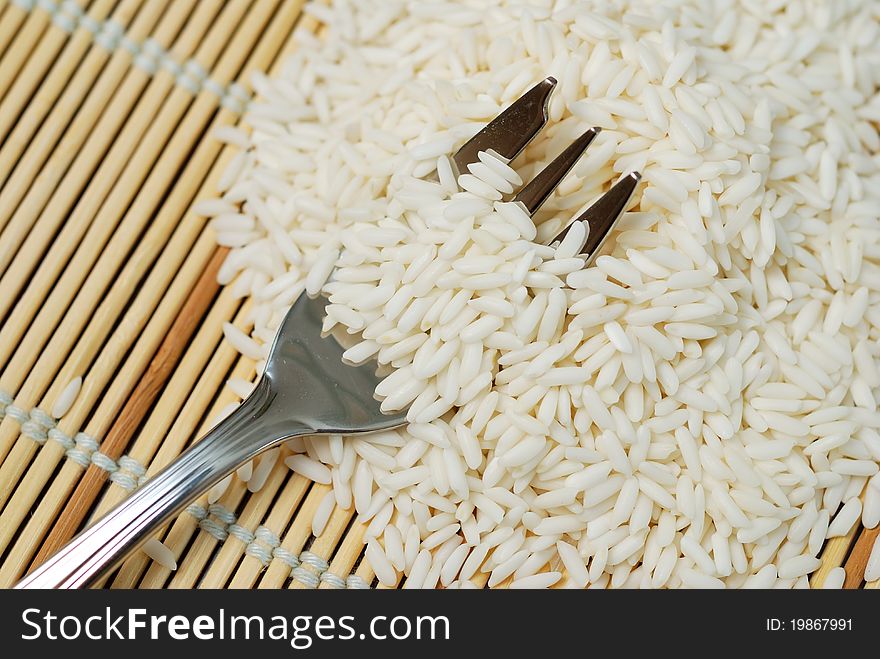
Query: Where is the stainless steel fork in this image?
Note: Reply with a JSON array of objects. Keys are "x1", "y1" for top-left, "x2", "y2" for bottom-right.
[{"x1": 17, "y1": 76, "x2": 640, "y2": 589}]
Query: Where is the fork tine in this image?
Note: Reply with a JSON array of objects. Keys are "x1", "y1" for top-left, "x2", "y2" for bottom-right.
[
  {"x1": 512, "y1": 127, "x2": 601, "y2": 217},
  {"x1": 555, "y1": 171, "x2": 642, "y2": 265},
  {"x1": 452, "y1": 76, "x2": 557, "y2": 175}
]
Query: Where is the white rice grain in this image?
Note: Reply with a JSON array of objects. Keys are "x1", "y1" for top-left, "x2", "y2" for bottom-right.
[
  {"x1": 285, "y1": 454, "x2": 332, "y2": 484},
  {"x1": 822, "y1": 566, "x2": 846, "y2": 589},
  {"x1": 52, "y1": 376, "x2": 82, "y2": 419},
  {"x1": 143, "y1": 538, "x2": 177, "y2": 571},
  {"x1": 312, "y1": 489, "x2": 336, "y2": 537}
]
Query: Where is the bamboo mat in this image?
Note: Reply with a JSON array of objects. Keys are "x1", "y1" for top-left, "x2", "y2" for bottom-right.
[{"x1": 0, "y1": 0, "x2": 875, "y2": 590}]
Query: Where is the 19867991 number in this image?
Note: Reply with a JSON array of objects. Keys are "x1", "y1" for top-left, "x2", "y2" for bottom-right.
[{"x1": 766, "y1": 619, "x2": 852, "y2": 631}]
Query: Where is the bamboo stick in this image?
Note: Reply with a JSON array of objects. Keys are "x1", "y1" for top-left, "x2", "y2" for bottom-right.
[
  {"x1": 0, "y1": 221, "x2": 235, "y2": 557},
  {"x1": 3, "y1": 0, "x2": 296, "y2": 402},
  {"x1": 0, "y1": 240, "x2": 227, "y2": 583},
  {"x1": 289, "y1": 490, "x2": 356, "y2": 590},
  {"x1": 196, "y1": 460, "x2": 295, "y2": 588},
  {"x1": 0, "y1": 1, "x2": 27, "y2": 59},
  {"x1": 191, "y1": 467, "x2": 310, "y2": 588},
  {"x1": 0, "y1": 0, "x2": 116, "y2": 148},
  {"x1": 228, "y1": 474, "x2": 312, "y2": 588},
  {"x1": 843, "y1": 525, "x2": 879, "y2": 589},
  {"x1": 0, "y1": 0, "x2": 252, "y2": 470},
  {"x1": 22, "y1": 248, "x2": 227, "y2": 574},
  {"x1": 250, "y1": 484, "x2": 329, "y2": 589},
  {"x1": 258, "y1": 505, "x2": 343, "y2": 587},
  {"x1": 0, "y1": 2, "x2": 217, "y2": 326},
  {"x1": 0, "y1": 9, "x2": 198, "y2": 318},
  {"x1": 352, "y1": 558, "x2": 377, "y2": 589},
  {"x1": 0, "y1": 0, "x2": 211, "y2": 355},
  {"x1": 0, "y1": 0, "x2": 152, "y2": 201},
  {"x1": 0, "y1": 1, "x2": 52, "y2": 100},
  {"x1": 318, "y1": 517, "x2": 369, "y2": 589},
  {"x1": 469, "y1": 568, "x2": 491, "y2": 588}
]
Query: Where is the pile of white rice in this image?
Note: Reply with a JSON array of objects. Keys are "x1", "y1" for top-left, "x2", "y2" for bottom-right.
[{"x1": 194, "y1": 0, "x2": 880, "y2": 588}]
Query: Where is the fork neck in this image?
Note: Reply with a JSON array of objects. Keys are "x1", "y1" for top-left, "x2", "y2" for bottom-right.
[{"x1": 207, "y1": 375, "x2": 314, "y2": 463}]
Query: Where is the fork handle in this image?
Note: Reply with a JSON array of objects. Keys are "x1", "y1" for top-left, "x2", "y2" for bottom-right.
[{"x1": 17, "y1": 379, "x2": 301, "y2": 589}]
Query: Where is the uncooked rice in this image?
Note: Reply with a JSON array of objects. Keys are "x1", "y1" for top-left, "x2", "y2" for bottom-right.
[
  {"x1": 195, "y1": 0, "x2": 880, "y2": 588},
  {"x1": 822, "y1": 566, "x2": 846, "y2": 589},
  {"x1": 52, "y1": 376, "x2": 82, "y2": 420},
  {"x1": 143, "y1": 537, "x2": 177, "y2": 571}
]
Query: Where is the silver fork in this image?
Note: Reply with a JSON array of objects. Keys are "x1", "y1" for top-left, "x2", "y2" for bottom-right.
[{"x1": 17, "y1": 76, "x2": 639, "y2": 589}]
